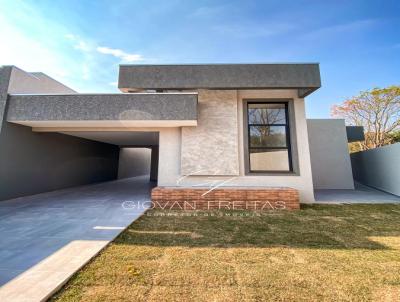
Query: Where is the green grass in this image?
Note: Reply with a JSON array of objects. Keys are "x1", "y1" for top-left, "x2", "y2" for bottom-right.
[{"x1": 51, "y1": 205, "x2": 400, "y2": 301}]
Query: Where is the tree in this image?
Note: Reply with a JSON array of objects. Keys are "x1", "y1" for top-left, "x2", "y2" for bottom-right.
[
  {"x1": 388, "y1": 130, "x2": 400, "y2": 143},
  {"x1": 331, "y1": 86, "x2": 400, "y2": 151}
]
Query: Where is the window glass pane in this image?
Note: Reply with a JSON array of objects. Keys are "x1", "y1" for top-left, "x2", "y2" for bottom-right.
[
  {"x1": 250, "y1": 149, "x2": 290, "y2": 171},
  {"x1": 248, "y1": 103, "x2": 286, "y2": 124},
  {"x1": 249, "y1": 126, "x2": 287, "y2": 147}
]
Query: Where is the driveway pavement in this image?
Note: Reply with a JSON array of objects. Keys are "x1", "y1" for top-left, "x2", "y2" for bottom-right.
[
  {"x1": 315, "y1": 182, "x2": 400, "y2": 204},
  {"x1": 0, "y1": 176, "x2": 152, "y2": 302}
]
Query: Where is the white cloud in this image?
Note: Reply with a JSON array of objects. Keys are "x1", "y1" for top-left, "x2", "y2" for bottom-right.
[
  {"x1": 64, "y1": 34, "x2": 144, "y2": 81},
  {"x1": 65, "y1": 34, "x2": 144, "y2": 63},
  {"x1": 96, "y1": 46, "x2": 143, "y2": 62},
  {"x1": 109, "y1": 81, "x2": 118, "y2": 87}
]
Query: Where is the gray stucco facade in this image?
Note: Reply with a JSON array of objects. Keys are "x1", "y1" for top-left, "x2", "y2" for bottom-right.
[
  {"x1": 7, "y1": 93, "x2": 197, "y2": 125},
  {"x1": 119, "y1": 63, "x2": 321, "y2": 97}
]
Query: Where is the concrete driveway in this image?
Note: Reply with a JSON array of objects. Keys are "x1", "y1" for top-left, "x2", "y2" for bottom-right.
[
  {"x1": 0, "y1": 176, "x2": 152, "y2": 302},
  {"x1": 315, "y1": 182, "x2": 400, "y2": 204}
]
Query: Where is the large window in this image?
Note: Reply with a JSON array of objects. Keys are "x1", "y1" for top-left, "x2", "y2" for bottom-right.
[{"x1": 247, "y1": 102, "x2": 292, "y2": 172}]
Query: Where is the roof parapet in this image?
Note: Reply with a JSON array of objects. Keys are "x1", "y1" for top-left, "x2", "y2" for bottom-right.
[{"x1": 118, "y1": 63, "x2": 321, "y2": 97}]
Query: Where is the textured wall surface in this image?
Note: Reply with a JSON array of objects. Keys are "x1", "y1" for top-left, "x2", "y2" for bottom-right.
[
  {"x1": 351, "y1": 143, "x2": 400, "y2": 196},
  {"x1": 307, "y1": 119, "x2": 354, "y2": 189},
  {"x1": 7, "y1": 93, "x2": 197, "y2": 122},
  {"x1": 118, "y1": 148, "x2": 151, "y2": 179},
  {"x1": 119, "y1": 64, "x2": 321, "y2": 91},
  {"x1": 181, "y1": 90, "x2": 239, "y2": 175}
]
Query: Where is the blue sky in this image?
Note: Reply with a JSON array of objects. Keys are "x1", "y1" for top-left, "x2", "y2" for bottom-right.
[{"x1": 0, "y1": 0, "x2": 399, "y2": 117}]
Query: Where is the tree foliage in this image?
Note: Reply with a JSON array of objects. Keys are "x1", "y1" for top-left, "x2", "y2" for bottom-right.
[{"x1": 331, "y1": 86, "x2": 400, "y2": 151}]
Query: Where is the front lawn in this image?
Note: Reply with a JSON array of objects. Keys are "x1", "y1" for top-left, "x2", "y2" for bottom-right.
[{"x1": 52, "y1": 205, "x2": 400, "y2": 301}]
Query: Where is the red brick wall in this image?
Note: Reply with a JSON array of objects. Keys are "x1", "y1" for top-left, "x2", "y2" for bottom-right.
[{"x1": 151, "y1": 187, "x2": 299, "y2": 210}]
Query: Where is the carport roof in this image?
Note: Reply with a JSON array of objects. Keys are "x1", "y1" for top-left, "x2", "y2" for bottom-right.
[
  {"x1": 118, "y1": 63, "x2": 321, "y2": 97},
  {"x1": 6, "y1": 92, "x2": 198, "y2": 129}
]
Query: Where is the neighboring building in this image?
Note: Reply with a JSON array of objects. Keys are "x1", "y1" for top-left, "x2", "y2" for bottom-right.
[{"x1": 0, "y1": 64, "x2": 355, "y2": 209}]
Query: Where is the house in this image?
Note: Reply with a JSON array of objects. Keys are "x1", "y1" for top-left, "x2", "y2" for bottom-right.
[{"x1": 0, "y1": 64, "x2": 355, "y2": 209}]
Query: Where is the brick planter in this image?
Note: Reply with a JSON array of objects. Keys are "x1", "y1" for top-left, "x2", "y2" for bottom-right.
[{"x1": 151, "y1": 187, "x2": 299, "y2": 210}]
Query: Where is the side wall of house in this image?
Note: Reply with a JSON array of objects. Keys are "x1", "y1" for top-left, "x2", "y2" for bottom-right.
[
  {"x1": 351, "y1": 143, "x2": 400, "y2": 196},
  {"x1": 7, "y1": 66, "x2": 76, "y2": 94},
  {"x1": 0, "y1": 123, "x2": 119, "y2": 201},
  {"x1": 307, "y1": 119, "x2": 354, "y2": 189},
  {"x1": 157, "y1": 89, "x2": 315, "y2": 203}
]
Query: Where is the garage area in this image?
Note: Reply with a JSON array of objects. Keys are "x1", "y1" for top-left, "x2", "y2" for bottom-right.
[
  {"x1": 0, "y1": 124, "x2": 160, "y2": 201},
  {"x1": 60, "y1": 130, "x2": 160, "y2": 183}
]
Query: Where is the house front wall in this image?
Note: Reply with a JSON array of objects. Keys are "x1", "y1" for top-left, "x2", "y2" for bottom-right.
[{"x1": 157, "y1": 89, "x2": 315, "y2": 203}]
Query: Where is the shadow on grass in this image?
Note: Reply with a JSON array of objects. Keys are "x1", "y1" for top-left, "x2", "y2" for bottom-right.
[{"x1": 114, "y1": 204, "x2": 400, "y2": 250}]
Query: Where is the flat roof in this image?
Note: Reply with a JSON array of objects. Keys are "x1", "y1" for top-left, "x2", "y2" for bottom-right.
[
  {"x1": 118, "y1": 63, "x2": 321, "y2": 97},
  {"x1": 7, "y1": 93, "x2": 198, "y2": 128}
]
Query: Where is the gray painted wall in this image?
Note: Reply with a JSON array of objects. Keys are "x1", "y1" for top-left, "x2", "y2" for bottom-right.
[
  {"x1": 351, "y1": 143, "x2": 400, "y2": 196},
  {"x1": 0, "y1": 122, "x2": 119, "y2": 201},
  {"x1": 346, "y1": 126, "x2": 365, "y2": 142},
  {"x1": 118, "y1": 148, "x2": 151, "y2": 179},
  {"x1": 307, "y1": 119, "x2": 354, "y2": 189},
  {"x1": 8, "y1": 66, "x2": 76, "y2": 94}
]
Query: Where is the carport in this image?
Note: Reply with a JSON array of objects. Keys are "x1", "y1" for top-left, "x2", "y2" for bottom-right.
[{"x1": 2, "y1": 92, "x2": 197, "y2": 201}]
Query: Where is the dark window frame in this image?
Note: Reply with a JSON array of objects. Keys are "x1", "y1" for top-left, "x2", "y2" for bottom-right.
[{"x1": 246, "y1": 101, "x2": 293, "y2": 173}]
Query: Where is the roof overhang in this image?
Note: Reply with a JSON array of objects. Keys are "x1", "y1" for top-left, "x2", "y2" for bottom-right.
[
  {"x1": 6, "y1": 93, "x2": 198, "y2": 129},
  {"x1": 118, "y1": 63, "x2": 321, "y2": 97}
]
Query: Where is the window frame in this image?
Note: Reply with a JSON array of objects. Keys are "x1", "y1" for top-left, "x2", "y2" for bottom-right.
[{"x1": 246, "y1": 101, "x2": 293, "y2": 173}]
